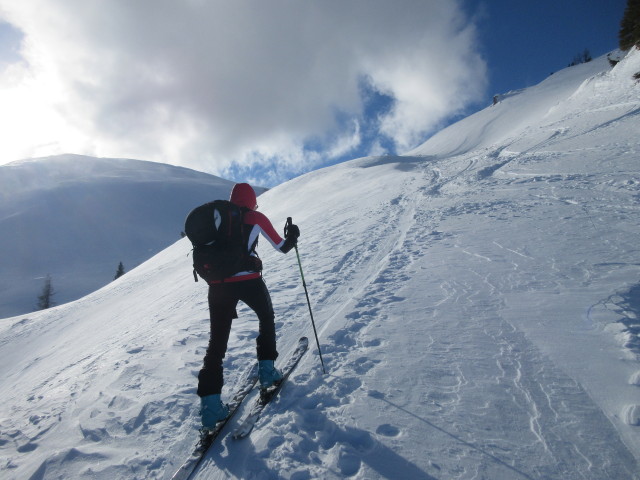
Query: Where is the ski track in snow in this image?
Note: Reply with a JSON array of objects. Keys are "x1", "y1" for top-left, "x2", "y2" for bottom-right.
[
  {"x1": 2, "y1": 51, "x2": 640, "y2": 480},
  {"x1": 218, "y1": 65, "x2": 640, "y2": 477},
  {"x1": 195, "y1": 140, "x2": 639, "y2": 479}
]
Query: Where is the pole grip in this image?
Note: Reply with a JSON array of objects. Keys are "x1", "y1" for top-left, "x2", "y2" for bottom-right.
[{"x1": 285, "y1": 217, "x2": 293, "y2": 238}]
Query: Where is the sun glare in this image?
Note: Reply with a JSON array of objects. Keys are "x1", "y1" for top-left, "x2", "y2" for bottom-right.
[{"x1": 0, "y1": 62, "x2": 87, "y2": 163}]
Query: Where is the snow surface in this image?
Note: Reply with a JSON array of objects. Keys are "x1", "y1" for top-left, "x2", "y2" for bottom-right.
[
  {"x1": 1, "y1": 50, "x2": 640, "y2": 479},
  {"x1": 0, "y1": 154, "x2": 265, "y2": 318}
]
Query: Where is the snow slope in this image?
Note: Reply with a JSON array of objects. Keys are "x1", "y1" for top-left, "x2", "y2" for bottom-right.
[
  {"x1": 1, "y1": 50, "x2": 640, "y2": 479},
  {"x1": 0, "y1": 155, "x2": 265, "y2": 318}
]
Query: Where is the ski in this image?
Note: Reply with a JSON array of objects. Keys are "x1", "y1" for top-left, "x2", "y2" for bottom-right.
[
  {"x1": 170, "y1": 363, "x2": 258, "y2": 480},
  {"x1": 232, "y1": 336, "x2": 309, "y2": 440}
]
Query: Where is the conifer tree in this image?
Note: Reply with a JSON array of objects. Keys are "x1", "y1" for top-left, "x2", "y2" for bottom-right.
[
  {"x1": 36, "y1": 274, "x2": 56, "y2": 310},
  {"x1": 114, "y1": 261, "x2": 125, "y2": 280},
  {"x1": 619, "y1": 0, "x2": 640, "y2": 50}
]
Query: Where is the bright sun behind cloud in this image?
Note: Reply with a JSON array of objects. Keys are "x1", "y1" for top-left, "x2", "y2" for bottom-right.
[
  {"x1": 0, "y1": 58, "x2": 86, "y2": 161},
  {"x1": 0, "y1": 0, "x2": 487, "y2": 183}
]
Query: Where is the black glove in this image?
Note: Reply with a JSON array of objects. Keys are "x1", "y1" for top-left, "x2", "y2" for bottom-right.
[
  {"x1": 281, "y1": 218, "x2": 300, "y2": 253},
  {"x1": 286, "y1": 223, "x2": 300, "y2": 241}
]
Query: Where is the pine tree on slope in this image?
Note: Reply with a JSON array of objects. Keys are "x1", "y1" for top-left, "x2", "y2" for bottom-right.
[
  {"x1": 619, "y1": 0, "x2": 640, "y2": 50},
  {"x1": 114, "y1": 261, "x2": 125, "y2": 280},
  {"x1": 36, "y1": 274, "x2": 56, "y2": 310}
]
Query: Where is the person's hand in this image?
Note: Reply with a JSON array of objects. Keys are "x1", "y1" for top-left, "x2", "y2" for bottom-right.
[
  {"x1": 286, "y1": 223, "x2": 300, "y2": 241},
  {"x1": 281, "y1": 218, "x2": 300, "y2": 253}
]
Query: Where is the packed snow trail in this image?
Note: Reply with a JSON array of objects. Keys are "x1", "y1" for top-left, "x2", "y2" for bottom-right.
[
  {"x1": 192, "y1": 149, "x2": 639, "y2": 478},
  {"x1": 192, "y1": 53, "x2": 640, "y2": 479}
]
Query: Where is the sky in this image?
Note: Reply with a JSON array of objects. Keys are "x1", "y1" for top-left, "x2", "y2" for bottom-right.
[{"x1": 0, "y1": 0, "x2": 628, "y2": 186}]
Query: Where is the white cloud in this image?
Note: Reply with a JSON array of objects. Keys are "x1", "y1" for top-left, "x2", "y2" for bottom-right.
[{"x1": 0, "y1": 0, "x2": 487, "y2": 183}]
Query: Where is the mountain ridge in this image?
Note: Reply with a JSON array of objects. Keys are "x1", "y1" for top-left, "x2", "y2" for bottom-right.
[{"x1": 0, "y1": 154, "x2": 266, "y2": 318}]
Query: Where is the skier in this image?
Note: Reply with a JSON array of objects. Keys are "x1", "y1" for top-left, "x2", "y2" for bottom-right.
[{"x1": 197, "y1": 182, "x2": 300, "y2": 431}]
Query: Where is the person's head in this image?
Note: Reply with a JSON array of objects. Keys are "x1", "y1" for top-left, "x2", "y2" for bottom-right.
[{"x1": 230, "y1": 183, "x2": 258, "y2": 210}]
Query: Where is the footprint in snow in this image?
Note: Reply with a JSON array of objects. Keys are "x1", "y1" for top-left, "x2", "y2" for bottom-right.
[
  {"x1": 622, "y1": 405, "x2": 640, "y2": 426},
  {"x1": 375, "y1": 424, "x2": 400, "y2": 437}
]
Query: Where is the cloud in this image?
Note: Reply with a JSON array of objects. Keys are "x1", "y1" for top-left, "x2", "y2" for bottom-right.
[{"x1": 0, "y1": 0, "x2": 487, "y2": 184}]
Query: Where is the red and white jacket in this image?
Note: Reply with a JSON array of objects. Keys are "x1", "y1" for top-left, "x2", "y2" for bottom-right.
[{"x1": 211, "y1": 183, "x2": 293, "y2": 283}]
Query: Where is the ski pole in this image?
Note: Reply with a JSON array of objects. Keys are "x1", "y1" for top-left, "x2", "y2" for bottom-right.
[{"x1": 286, "y1": 217, "x2": 327, "y2": 374}]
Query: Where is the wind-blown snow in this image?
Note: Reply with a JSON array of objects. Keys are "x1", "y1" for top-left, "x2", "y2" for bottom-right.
[{"x1": 1, "y1": 50, "x2": 640, "y2": 479}]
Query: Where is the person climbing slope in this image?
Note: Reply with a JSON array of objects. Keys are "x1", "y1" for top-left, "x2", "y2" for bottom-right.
[{"x1": 194, "y1": 182, "x2": 300, "y2": 430}]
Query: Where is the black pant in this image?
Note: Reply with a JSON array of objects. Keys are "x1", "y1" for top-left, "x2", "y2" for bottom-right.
[{"x1": 197, "y1": 277, "x2": 279, "y2": 397}]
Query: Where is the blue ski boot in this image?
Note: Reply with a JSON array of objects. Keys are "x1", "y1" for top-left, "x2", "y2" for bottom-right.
[
  {"x1": 258, "y1": 360, "x2": 283, "y2": 389},
  {"x1": 200, "y1": 394, "x2": 229, "y2": 430}
]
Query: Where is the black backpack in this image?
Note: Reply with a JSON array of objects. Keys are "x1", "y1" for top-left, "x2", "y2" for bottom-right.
[{"x1": 184, "y1": 200, "x2": 252, "y2": 282}]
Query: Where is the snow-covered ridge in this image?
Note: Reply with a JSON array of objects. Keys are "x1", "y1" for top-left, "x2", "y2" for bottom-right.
[
  {"x1": 0, "y1": 154, "x2": 266, "y2": 318},
  {"x1": 407, "y1": 53, "x2": 629, "y2": 158},
  {"x1": 1, "y1": 50, "x2": 639, "y2": 479},
  {"x1": 2, "y1": 154, "x2": 219, "y2": 192}
]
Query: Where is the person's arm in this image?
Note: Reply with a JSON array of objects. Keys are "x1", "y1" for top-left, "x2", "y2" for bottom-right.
[{"x1": 245, "y1": 211, "x2": 299, "y2": 253}]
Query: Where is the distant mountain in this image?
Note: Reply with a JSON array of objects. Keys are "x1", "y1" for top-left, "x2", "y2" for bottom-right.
[{"x1": 0, "y1": 154, "x2": 265, "y2": 318}]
